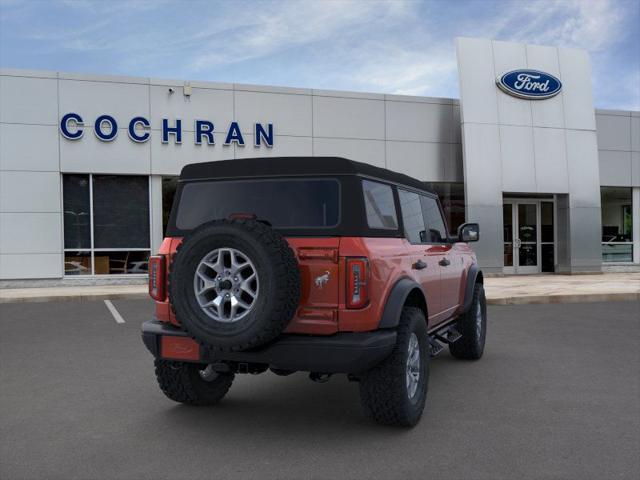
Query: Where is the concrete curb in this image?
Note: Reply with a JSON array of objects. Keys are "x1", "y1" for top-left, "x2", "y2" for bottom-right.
[
  {"x1": 0, "y1": 292, "x2": 149, "y2": 304},
  {"x1": 0, "y1": 285, "x2": 149, "y2": 304},
  {"x1": 487, "y1": 292, "x2": 640, "y2": 305},
  {"x1": 1, "y1": 291, "x2": 638, "y2": 305}
]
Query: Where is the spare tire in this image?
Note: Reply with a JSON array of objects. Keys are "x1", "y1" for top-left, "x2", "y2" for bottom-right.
[{"x1": 169, "y1": 219, "x2": 300, "y2": 352}]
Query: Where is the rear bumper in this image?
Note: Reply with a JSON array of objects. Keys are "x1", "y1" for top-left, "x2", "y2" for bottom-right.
[{"x1": 141, "y1": 320, "x2": 396, "y2": 374}]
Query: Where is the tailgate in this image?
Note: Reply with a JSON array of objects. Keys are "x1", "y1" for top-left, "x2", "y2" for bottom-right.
[{"x1": 285, "y1": 237, "x2": 340, "y2": 335}]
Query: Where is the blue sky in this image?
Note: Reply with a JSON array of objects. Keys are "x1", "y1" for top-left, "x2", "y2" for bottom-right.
[{"x1": 1, "y1": 0, "x2": 638, "y2": 109}]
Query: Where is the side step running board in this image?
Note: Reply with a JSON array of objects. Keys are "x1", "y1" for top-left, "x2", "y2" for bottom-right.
[
  {"x1": 429, "y1": 325, "x2": 462, "y2": 357},
  {"x1": 429, "y1": 338, "x2": 444, "y2": 357}
]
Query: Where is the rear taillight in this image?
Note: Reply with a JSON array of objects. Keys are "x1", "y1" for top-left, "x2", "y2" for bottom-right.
[
  {"x1": 346, "y1": 257, "x2": 369, "y2": 309},
  {"x1": 148, "y1": 255, "x2": 166, "y2": 301}
]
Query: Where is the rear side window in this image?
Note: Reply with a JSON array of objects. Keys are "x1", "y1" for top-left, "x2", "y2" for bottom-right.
[
  {"x1": 398, "y1": 190, "x2": 425, "y2": 243},
  {"x1": 175, "y1": 178, "x2": 339, "y2": 230},
  {"x1": 420, "y1": 196, "x2": 448, "y2": 243},
  {"x1": 362, "y1": 180, "x2": 398, "y2": 230}
]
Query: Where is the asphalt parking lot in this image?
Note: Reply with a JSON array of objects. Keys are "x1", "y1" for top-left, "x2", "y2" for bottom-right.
[{"x1": 1, "y1": 300, "x2": 638, "y2": 480}]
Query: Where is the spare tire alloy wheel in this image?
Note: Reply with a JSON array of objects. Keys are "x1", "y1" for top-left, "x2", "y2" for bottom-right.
[
  {"x1": 169, "y1": 219, "x2": 301, "y2": 352},
  {"x1": 194, "y1": 248, "x2": 259, "y2": 323}
]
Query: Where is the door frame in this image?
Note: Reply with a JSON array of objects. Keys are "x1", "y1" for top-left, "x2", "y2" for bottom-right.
[{"x1": 503, "y1": 198, "x2": 557, "y2": 274}]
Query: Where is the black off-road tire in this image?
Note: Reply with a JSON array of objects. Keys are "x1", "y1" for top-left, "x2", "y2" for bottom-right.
[
  {"x1": 169, "y1": 219, "x2": 300, "y2": 352},
  {"x1": 359, "y1": 307, "x2": 429, "y2": 427},
  {"x1": 449, "y1": 282, "x2": 486, "y2": 360},
  {"x1": 154, "y1": 359, "x2": 234, "y2": 406}
]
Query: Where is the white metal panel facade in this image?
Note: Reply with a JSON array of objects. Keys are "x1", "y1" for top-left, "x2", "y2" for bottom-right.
[
  {"x1": 456, "y1": 37, "x2": 605, "y2": 273},
  {"x1": 0, "y1": 35, "x2": 638, "y2": 281},
  {"x1": 0, "y1": 69, "x2": 463, "y2": 280}
]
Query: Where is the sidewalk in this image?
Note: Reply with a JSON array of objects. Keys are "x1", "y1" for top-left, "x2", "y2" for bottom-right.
[
  {"x1": 0, "y1": 284, "x2": 148, "y2": 304},
  {"x1": 484, "y1": 273, "x2": 640, "y2": 305},
  {"x1": 1, "y1": 273, "x2": 638, "y2": 305}
]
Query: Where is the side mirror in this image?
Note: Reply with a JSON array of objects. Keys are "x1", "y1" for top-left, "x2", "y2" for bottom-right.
[{"x1": 457, "y1": 223, "x2": 479, "y2": 243}]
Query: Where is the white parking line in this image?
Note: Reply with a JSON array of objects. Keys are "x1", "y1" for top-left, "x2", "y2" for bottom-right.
[{"x1": 104, "y1": 300, "x2": 125, "y2": 324}]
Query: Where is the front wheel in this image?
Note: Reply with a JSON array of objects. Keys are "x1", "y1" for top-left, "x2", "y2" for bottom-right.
[
  {"x1": 154, "y1": 359, "x2": 235, "y2": 405},
  {"x1": 359, "y1": 307, "x2": 429, "y2": 427}
]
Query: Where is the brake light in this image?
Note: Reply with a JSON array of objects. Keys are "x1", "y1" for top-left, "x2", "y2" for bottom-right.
[
  {"x1": 148, "y1": 255, "x2": 166, "y2": 301},
  {"x1": 346, "y1": 257, "x2": 369, "y2": 309},
  {"x1": 228, "y1": 213, "x2": 257, "y2": 220}
]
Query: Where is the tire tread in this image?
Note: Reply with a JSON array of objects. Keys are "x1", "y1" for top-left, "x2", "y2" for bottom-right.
[
  {"x1": 359, "y1": 307, "x2": 428, "y2": 427},
  {"x1": 154, "y1": 359, "x2": 234, "y2": 406},
  {"x1": 449, "y1": 283, "x2": 486, "y2": 360}
]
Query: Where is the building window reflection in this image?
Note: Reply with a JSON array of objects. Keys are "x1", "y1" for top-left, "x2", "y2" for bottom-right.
[
  {"x1": 601, "y1": 187, "x2": 633, "y2": 263},
  {"x1": 63, "y1": 174, "x2": 150, "y2": 276}
]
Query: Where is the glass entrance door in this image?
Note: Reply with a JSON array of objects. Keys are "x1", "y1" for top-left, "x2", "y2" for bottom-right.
[
  {"x1": 503, "y1": 200, "x2": 555, "y2": 274},
  {"x1": 516, "y1": 203, "x2": 538, "y2": 273}
]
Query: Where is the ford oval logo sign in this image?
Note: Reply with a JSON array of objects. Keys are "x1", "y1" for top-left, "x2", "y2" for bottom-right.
[{"x1": 496, "y1": 69, "x2": 562, "y2": 100}]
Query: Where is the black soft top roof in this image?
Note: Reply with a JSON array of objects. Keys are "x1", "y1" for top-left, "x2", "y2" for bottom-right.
[{"x1": 179, "y1": 157, "x2": 434, "y2": 194}]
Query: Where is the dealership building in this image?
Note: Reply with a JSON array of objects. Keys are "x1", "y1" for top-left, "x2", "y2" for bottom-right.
[{"x1": 0, "y1": 37, "x2": 638, "y2": 284}]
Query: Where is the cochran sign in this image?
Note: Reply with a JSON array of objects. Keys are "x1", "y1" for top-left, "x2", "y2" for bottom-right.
[
  {"x1": 496, "y1": 69, "x2": 562, "y2": 100},
  {"x1": 59, "y1": 113, "x2": 274, "y2": 147}
]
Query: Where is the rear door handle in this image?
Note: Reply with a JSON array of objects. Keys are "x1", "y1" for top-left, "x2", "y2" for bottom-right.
[
  {"x1": 439, "y1": 258, "x2": 451, "y2": 267},
  {"x1": 413, "y1": 259, "x2": 427, "y2": 270}
]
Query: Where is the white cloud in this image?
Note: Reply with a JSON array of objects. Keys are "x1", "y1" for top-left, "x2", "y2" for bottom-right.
[
  {"x1": 187, "y1": 1, "x2": 414, "y2": 72},
  {"x1": 285, "y1": 0, "x2": 635, "y2": 100},
  {"x1": 334, "y1": 45, "x2": 458, "y2": 97},
  {"x1": 1, "y1": 0, "x2": 637, "y2": 108},
  {"x1": 492, "y1": 0, "x2": 626, "y2": 51}
]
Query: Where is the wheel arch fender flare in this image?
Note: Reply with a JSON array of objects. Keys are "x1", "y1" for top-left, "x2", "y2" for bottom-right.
[
  {"x1": 378, "y1": 278, "x2": 428, "y2": 329},
  {"x1": 462, "y1": 264, "x2": 483, "y2": 313}
]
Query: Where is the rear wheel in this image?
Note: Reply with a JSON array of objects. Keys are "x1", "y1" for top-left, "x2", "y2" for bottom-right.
[
  {"x1": 449, "y1": 283, "x2": 487, "y2": 360},
  {"x1": 154, "y1": 359, "x2": 234, "y2": 406},
  {"x1": 359, "y1": 307, "x2": 429, "y2": 427}
]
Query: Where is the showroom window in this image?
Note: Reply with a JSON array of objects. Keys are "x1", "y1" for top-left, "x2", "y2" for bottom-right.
[
  {"x1": 63, "y1": 174, "x2": 150, "y2": 275},
  {"x1": 425, "y1": 182, "x2": 465, "y2": 235},
  {"x1": 600, "y1": 187, "x2": 633, "y2": 263}
]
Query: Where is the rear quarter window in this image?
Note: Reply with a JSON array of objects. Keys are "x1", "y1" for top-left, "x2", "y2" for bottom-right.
[{"x1": 362, "y1": 180, "x2": 398, "y2": 230}]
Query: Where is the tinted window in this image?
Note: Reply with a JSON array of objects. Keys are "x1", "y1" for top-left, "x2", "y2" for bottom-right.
[
  {"x1": 63, "y1": 175, "x2": 91, "y2": 249},
  {"x1": 425, "y1": 182, "x2": 465, "y2": 235},
  {"x1": 420, "y1": 196, "x2": 448, "y2": 243},
  {"x1": 93, "y1": 175, "x2": 150, "y2": 248},
  {"x1": 162, "y1": 176, "x2": 178, "y2": 235},
  {"x1": 176, "y1": 179, "x2": 339, "y2": 230},
  {"x1": 362, "y1": 180, "x2": 398, "y2": 230},
  {"x1": 398, "y1": 190, "x2": 426, "y2": 243}
]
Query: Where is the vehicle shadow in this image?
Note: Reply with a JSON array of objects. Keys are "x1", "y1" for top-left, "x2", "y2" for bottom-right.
[{"x1": 145, "y1": 354, "x2": 464, "y2": 440}]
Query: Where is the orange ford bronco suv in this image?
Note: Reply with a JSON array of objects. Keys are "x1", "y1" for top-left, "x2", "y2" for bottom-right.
[{"x1": 142, "y1": 157, "x2": 485, "y2": 427}]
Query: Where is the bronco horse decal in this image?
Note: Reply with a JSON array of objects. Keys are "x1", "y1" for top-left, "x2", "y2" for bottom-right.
[{"x1": 315, "y1": 271, "x2": 330, "y2": 289}]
